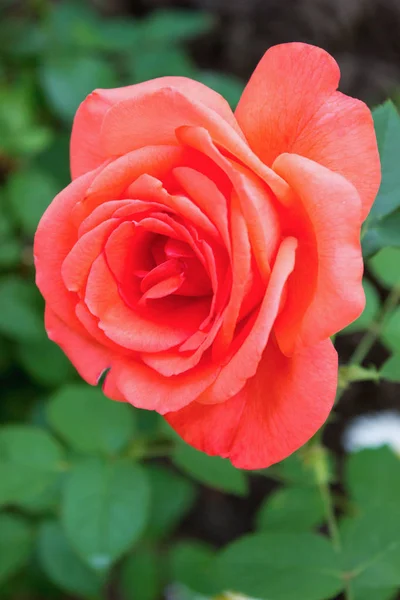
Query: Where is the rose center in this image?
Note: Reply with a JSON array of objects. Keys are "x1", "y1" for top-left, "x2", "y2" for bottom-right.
[{"x1": 134, "y1": 234, "x2": 212, "y2": 303}]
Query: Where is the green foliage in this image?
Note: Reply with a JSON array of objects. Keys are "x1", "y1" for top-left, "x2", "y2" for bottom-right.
[
  {"x1": 37, "y1": 520, "x2": 102, "y2": 596},
  {"x1": 369, "y1": 247, "x2": 400, "y2": 288},
  {"x1": 47, "y1": 384, "x2": 136, "y2": 456},
  {"x1": 382, "y1": 307, "x2": 400, "y2": 352},
  {"x1": 0, "y1": 277, "x2": 43, "y2": 342},
  {"x1": 168, "y1": 540, "x2": 216, "y2": 595},
  {"x1": 16, "y1": 336, "x2": 76, "y2": 387},
  {"x1": 371, "y1": 101, "x2": 400, "y2": 219},
  {"x1": 146, "y1": 465, "x2": 197, "y2": 539},
  {"x1": 345, "y1": 447, "x2": 400, "y2": 510},
  {"x1": 138, "y1": 9, "x2": 215, "y2": 44},
  {"x1": 381, "y1": 353, "x2": 400, "y2": 381},
  {"x1": 121, "y1": 548, "x2": 163, "y2": 600},
  {"x1": 40, "y1": 56, "x2": 118, "y2": 122},
  {"x1": 0, "y1": 425, "x2": 64, "y2": 508},
  {"x1": 172, "y1": 443, "x2": 248, "y2": 496},
  {"x1": 62, "y1": 458, "x2": 150, "y2": 571},
  {"x1": 255, "y1": 485, "x2": 325, "y2": 532},
  {"x1": 130, "y1": 48, "x2": 196, "y2": 83},
  {"x1": 6, "y1": 167, "x2": 59, "y2": 236},
  {"x1": 0, "y1": 514, "x2": 33, "y2": 586},
  {"x1": 0, "y1": 80, "x2": 53, "y2": 158},
  {"x1": 341, "y1": 507, "x2": 400, "y2": 592},
  {"x1": 212, "y1": 532, "x2": 343, "y2": 600},
  {"x1": 363, "y1": 101, "x2": 400, "y2": 256},
  {"x1": 268, "y1": 445, "x2": 334, "y2": 486}
]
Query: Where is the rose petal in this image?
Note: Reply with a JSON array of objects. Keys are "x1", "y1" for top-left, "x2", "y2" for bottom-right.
[
  {"x1": 34, "y1": 167, "x2": 101, "y2": 328},
  {"x1": 212, "y1": 192, "x2": 252, "y2": 358},
  {"x1": 62, "y1": 218, "x2": 119, "y2": 292},
  {"x1": 107, "y1": 355, "x2": 220, "y2": 413},
  {"x1": 98, "y1": 86, "x2": 288, "y2": 202},
  {"x1": 172, "y1": 167, "x2": 231, "y2": 251},
  {"x1": 76, "y1": 146, "x2": 185, "y2": 220},
  {"x1": 45, "y1": 306, "x2": 114, "y2": 385},
  {"x1": 71, "y1": 77, "x2": 243, "y2": 179},
  {"x1": 198, "y1": 236, "x2": 298, "y2": 404},
  {"x1": 235, "y1": 42, "x2": 380, "y2": 219},
  {"x1": 272, "y1": 153, "x2": 364, "y2": 355},
  {"x1": 85, "y1": 253, "x2": 210, "y2": 352},
  {"x1": 176, "y1": 126, "x2": 281, "y2": 280},
  {"x1": 165, "y1": 338, "x2": 337, "y2": 469}
]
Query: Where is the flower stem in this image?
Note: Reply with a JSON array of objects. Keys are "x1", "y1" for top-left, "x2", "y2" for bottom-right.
[
  {"x1": 318, "y1": 478, "x2": 341, "y2": 552},
  {"x1": 316, "y1": 464, "x2": 355, "y2": 599}
]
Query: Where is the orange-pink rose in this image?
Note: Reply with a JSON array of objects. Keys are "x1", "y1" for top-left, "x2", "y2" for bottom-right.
[{"x1": 34, "y1": 43, "x2": 380, "y2": 468}]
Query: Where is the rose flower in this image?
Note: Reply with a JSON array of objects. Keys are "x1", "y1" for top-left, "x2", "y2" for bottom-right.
[{"x1": 34, "y1": 43, "x2": 380, "y2": 469}]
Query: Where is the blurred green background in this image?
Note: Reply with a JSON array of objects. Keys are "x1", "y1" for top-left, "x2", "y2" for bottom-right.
[{"x1": 1, "y1": 1, "x2": 400, "y2": 600}]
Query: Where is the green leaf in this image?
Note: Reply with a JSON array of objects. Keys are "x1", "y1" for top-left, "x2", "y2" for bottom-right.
[
  {"x1": 381, "y1": 354, "x2": 400, "y2": 382},
  {"x1": 196, "y1": 71, "x2": 244, "y2": 109},
  {"x1": 40, "y1": 56, "x2": 118, "y2": 122},
  {"x1": 212, "y1": 532, "x2": 343, "y2": 600},
  {"x1": 121, "y1": 549, "x2": 162, "y2": 600},
  {"x1": 34, "y1": 134, "x2": 71, "y2": 189},
  {"x1": 362, "y1": 101, "x2": 400, "y2": 257},
  {"x1": 6, "y1": 167, "x2": 59, "y2": 236},
  {"x1": 46, "y1": 2, "x2": 103, "y2": 50},
  {"x1": 382, "y1": 307, "x2": 400, "y2": 352},
  {"x1": 0, "y1": 425, "x2": 65, "y2": 508},
  {"x1": 362, "y1": 209, "x2": 400, "y2": 257},
  {"x1": 370, "y1": 101, "x2": 400, "y2": 219},
  {"x1": 172, "y1": 443, "x2": 248, "y2": 496},
  {"x1": 0, "y1": 276, "x2": 44, "y2": 342},
  {"x1": 37, "y1": 520, "x2": 102, "y2": 597},
  {"x1": 0, "y1": 81, "x2": 53, "y2": 158},
  {"x1": 341, "y1": 506, "x2": 400, "y2": 590},
  {"x1": 352, "y1": 583, "x2": 397, "y2": 600},
  {"x1": 345, "y1": 447, "x2": 400, "y2": 511},
  {"x1": 96, "y1": 20, "x2": 140, "y2": 51},
  {"x1": 369, "y1": 247, "x2": 400, "y2": 288},
  {"x1": 168, "y1": 540, "x2": 215, "y2": 595},
  {"x1": 0, "y1": 18, "x2": 46, "y2": 58},
  {"x1": 62, "y1": 458, "x2": 149, "y2": 570},
  {"x1": 130, "y1": 48, "x2": 195, "y2": 83},
  {"x1": 16, "y1": 337, "x2": 75, "y2": 387},
  {"x1": 0, "y1": 238, "x2": 21, "y2": 269},
  {"x1": 262, "y1": 446, "x2": 334, "y2": 486},
  {"x1": 0, "y1": 514, "x2": 33, "y2": 586},
  {"x1": 139, "y1": 9, "x2": 215, "y2": 45},
  {"x1": 146, "y1": 465, "x2": 196, "y2": 539},
  {"x1": 255, "y1": 485, "x2": 325, "y2": 533},
  {"x1": 343, "y1": 279, "x2": 380, "y2": 334},
  {"x1": 47, "y1": 384, "x2": 135, "y2": 456}
]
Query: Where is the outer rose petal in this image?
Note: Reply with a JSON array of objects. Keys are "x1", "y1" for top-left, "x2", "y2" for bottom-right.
[
  {"x1": 70, "y1": 77, "x2": 243, "y2": 179},
  {"x1": 34, "y1": 167, "x2": 101, "y2": 330},
  {"x1": 105, "y1": 357, "x2": 220, "y2": 413},
  {"x1": 165, "y1": 339, "x2": 337, "y2": 470},
  {"x1": 45, "y1": 306, "x2": 113, "y2": 386},
  {"x1": 235, "y1": 42, "x2": 380, "y2": 219},
  {"x1": 272, "y1": 153, "x2": 364, "y2": 355}
]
